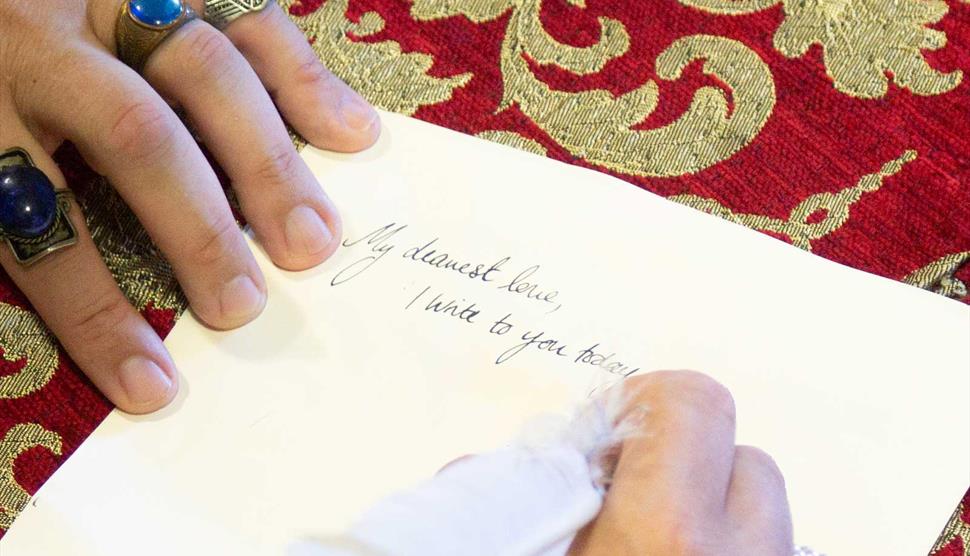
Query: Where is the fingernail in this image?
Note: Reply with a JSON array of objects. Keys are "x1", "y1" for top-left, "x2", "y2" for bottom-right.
[
  {"x1": 285, "y1": 205, "x2": 333, "y2": 257},
  {"x1": 340, "y1": 92, "x2": 378, "y2": 132},
  {"x1": 119, "y1": 356, "x2": 174, "y2": 406},
  {"x1": 220, "y1": 275, "x2": 266, "y2": 322}
]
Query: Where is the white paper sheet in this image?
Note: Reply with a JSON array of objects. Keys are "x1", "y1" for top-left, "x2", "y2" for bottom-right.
[{"x1": 4, "y1": 112, "x2": 968, "y2": 556}]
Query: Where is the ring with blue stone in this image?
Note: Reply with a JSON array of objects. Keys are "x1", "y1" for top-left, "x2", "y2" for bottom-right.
[
  {"x1": 0, "y1": 149, "x2": 78, "y2": 266},
  {"x1": 116, "y1": 0, "x2": 198, "y2": 73}
]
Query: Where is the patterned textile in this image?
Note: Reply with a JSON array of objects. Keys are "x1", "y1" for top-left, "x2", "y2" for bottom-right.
[{"x1": 0, "y1": 0, "x2": 967, "y2": 551}]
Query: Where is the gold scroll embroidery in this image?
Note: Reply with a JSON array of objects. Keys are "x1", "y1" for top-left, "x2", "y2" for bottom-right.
[
  {"x1": 0, "y1": 424, "x2": 63, "y2": 530},
  {"x1": 412, "y1": 2, "x2": 776, "y2": 177},
  {"x1": 670, "y1": 150, "x2": 917, "y2": 250},
  {"x1": 0, "y1": 304, "x2": 58, "y2": 399},
  {"x1": 284, "y1": 0, "x2": 472, "y2": 116},
  {"x1": 413, "y1": 0, "x2": 630, "y2": 77},
  {"x1": 677, "y1": 0, "x2": 777, "y2": 14},
  {"x1": 903, "y1": 251, "x2": 970, "y2": 300},
  {"x1": 679, "y1": 0, "x2": 964, "y2": 98}
]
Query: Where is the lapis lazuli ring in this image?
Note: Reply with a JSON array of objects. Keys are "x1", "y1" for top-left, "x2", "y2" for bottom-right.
[
  {"x1": 116, "y1": 0, "x2": 199, "y2": 73},
  {"x1": 0, "y1": 149, "x2": 77, "y2": 266},
  {"x1": 204, "y1": 0, "x2": 269, "y2": 30}
]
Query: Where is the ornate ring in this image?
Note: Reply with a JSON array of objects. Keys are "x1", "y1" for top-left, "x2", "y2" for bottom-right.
[
  {"x1": 116, "y1": 0, "x2": 199, "y2": 73},
  {"x1": 0, "y1": 149, "x2": 78, "y2": 266},
  {"x1": 203, "y1": 0, "x2": 269, "y2": 30}
]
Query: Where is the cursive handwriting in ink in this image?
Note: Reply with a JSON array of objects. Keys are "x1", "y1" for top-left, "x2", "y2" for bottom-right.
[
  {"x1": 403, "y1": 239, "x2": 509, "y2": 283},
  {"x1": 488, "y1": 313, "x2": 515, "y2": 336},
  {"x1": 498, "y1": 265, "x2": 561, "y2": 312},
  {"x1": 495, "y1": 330, "x2": 569, "y2": 364},
  {"x1": 575, "y1": 343, "x2": 640, "y2": 377},
  {"x1": 333, "y1": 222, "x2": 642, "y2": 378},
  {"x1": 407, "y1": 286, "x2": 480, "y2": 324},
  {"x1": 331, "y1": 223, "x2": 407, "y2": 286}
]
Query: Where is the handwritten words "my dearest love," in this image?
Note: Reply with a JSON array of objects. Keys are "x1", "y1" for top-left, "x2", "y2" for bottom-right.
[
  {"x1": 332, "y1": 223, "x2": 640, "y2": 378},
  {"x1": 331, "y1": 223, "x2": 562, "y2": 313}
]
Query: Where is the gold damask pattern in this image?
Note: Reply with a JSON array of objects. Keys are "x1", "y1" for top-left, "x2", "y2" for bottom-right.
[
  {"x1": 904, "y1": 251, "x2": 970, "y2": 299},
  {"x1": 281, "y1": 0, "x2": 472, "y2": 116},
  {"x1": 0, "y1": 305, "x2": 58, "y2": 400},
  {"x1": 679, "y1": 0, "x2": 964, "y2": 98},
  {"x1": 290, "y1": 0, "x2": 775, "y2": 177},
  {"x1": 411, "y1": 1, "x2": 776, "y2": 177},
  {"x1": 0, "y1": 424, "x2": 62, "y2": 529},
  {"x1": 675, "y1": 0, "x2": 777, "y2": 13},
  {"x1": 670, "y1": 150, "x2": 917, "y2": 251},
  {"x1": 412, "y1": 0, "x2": 630, "y2": 76}
]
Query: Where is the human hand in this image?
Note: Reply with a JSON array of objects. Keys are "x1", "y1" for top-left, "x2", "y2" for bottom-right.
[
  {"x1": 0, "y1": 0, "x2": 378, "y2": 413},
  {"x1": 570, "y1": 371, "x2": 794, "y2": 556},
  {"x1": 286, "y1": 370, "x2": 793, "y2": 556}
]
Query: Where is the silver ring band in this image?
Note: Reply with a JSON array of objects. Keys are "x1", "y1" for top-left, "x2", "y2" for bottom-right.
[{"x1": 204, "y1": 0, "x2": 270, "y2": 30}]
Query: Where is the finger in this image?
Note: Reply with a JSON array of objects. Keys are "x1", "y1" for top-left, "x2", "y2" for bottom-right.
[
  {"x1": 202, "y1": 0, "x2": 380, "y2": 152},
  {"x1": 614, "y1": 371, "x2": 737, "y2": 516},
  {"x1": 0, "y1": 114, "x2": 177, "y2": 413},
  {"x1": 572, "y1": 371, "x2": 738, "y2": 555},
  {"x1": 144, "y1": 20, "x2": 341, "y2": 270},
  {"x1": 22, "y1": 46, "x2": 266, "y2": 330},
  {"x1": 725, "y1": 446, "x2": 793, "y2": 556}
]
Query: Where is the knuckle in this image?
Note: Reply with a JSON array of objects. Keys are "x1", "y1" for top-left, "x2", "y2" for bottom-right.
[
  {"x1": 174, "y1": 24, "x2": 238, "y2": 80},
  {"x1": 68, "y1": 293, "x2": 134, "y2": 347},
  {"x1": 187, "y1": 212, "x2": 241, "y2": 268},
  {"x1": 737, "y1": 445, "x2": 785, "y2": 485},
  {"x1": 668, "y1": 370, "x2": 736, "y2": 422},
  {"x1": 293, "y1": 53, "x2": 334, "y2": 89},
  {"x1": 252, "y1": 142, "x2": 302, "y2": 187},
  {"x1": 107, "y1": 100, "x2": 180, "y2": 163}
]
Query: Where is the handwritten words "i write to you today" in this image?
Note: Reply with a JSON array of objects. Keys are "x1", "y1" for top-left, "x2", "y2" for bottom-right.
[{"x1": 329, "y1": 223, "x2": 641, "y2": 379}]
